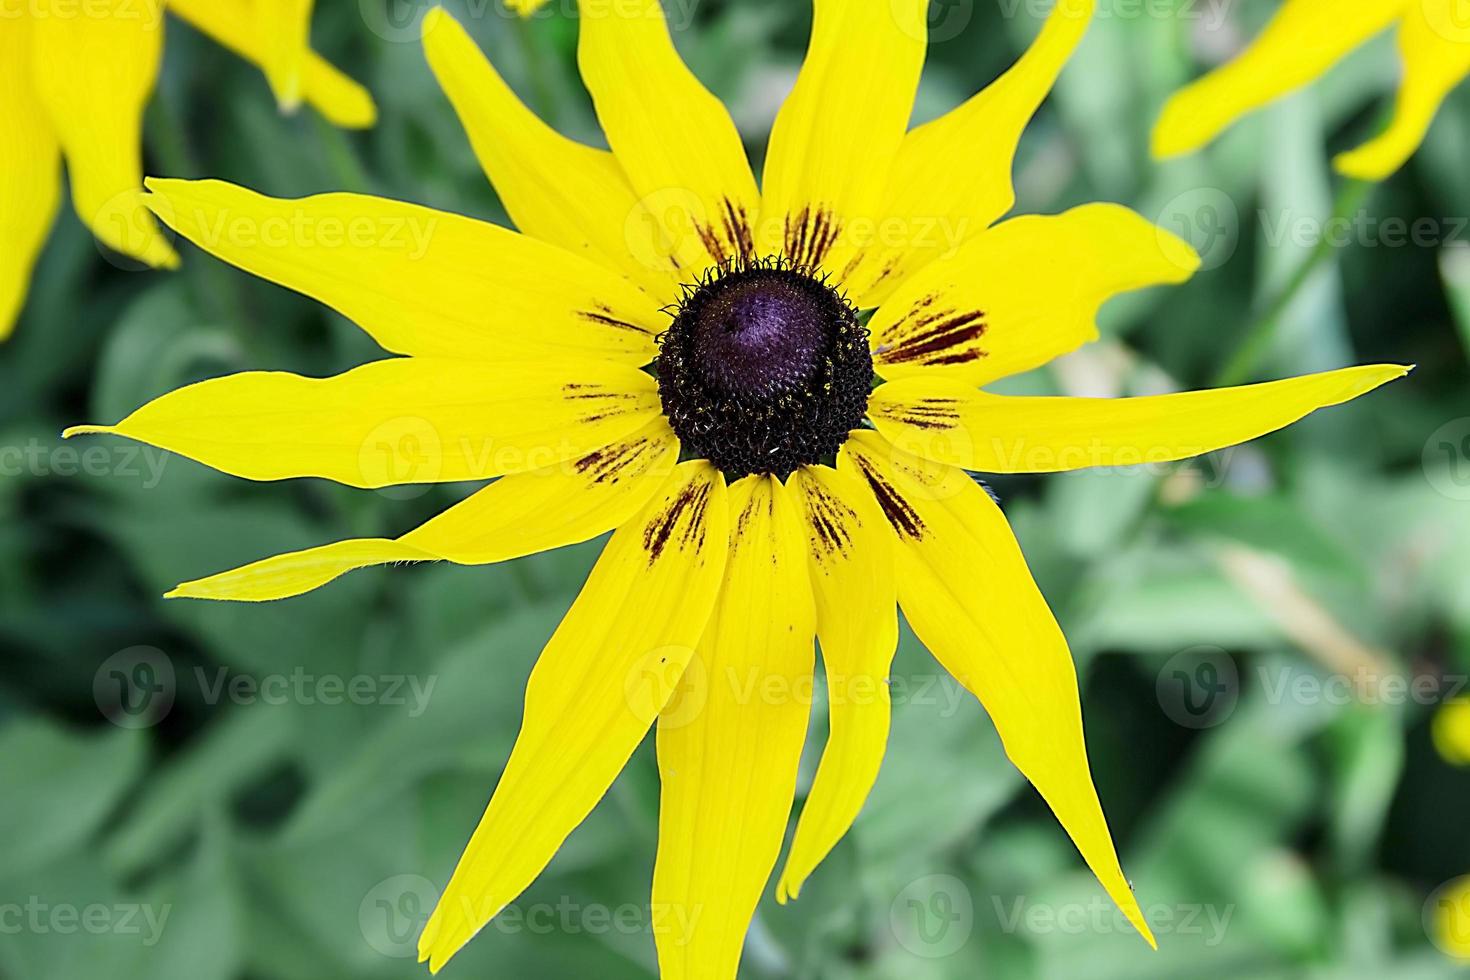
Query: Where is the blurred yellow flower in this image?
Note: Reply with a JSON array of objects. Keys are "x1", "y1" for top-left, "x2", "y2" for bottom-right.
[
  {"x1": 0, "y1": 0, "x2": 375, "y2": 340},
  {"x1": 1152, "y1": 0, "x2": 1470, "y2": 180},
  {"x1": 1433, "y1": 698, "x2": 1470, "y2": 765},
  {"x1": 65, "y1": 1, "x2": 1409, "y2": 976},
  {"x1": 1430, "y1": 875, "x2": 1470, "y2": 959}
]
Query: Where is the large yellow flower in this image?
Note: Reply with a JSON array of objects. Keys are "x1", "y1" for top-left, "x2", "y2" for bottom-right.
[
  {"x1": 0, "y1": 0, "x2": 375, "y2": 339},
  {"x1": 1153, "y1": 0, "x2": 1470, "y2": 179},
  {"x1": 66, "y1": 0, "x2": 1406, "y2": 974}
]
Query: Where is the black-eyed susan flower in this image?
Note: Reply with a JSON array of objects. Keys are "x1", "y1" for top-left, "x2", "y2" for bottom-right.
[
  {"x1": 66, "y1": 0, "x2": 1407, "y2": 974},
  {"x1": 0, "y1": 0, "x2": 374, "y2": 340},
  {"x1": 1152, "y1": 0, "x2": 1470, "y2": 179}
]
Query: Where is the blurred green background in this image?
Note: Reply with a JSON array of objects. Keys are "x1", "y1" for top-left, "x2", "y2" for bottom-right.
[{"x1": 4, "y1": 0, "x2": 1470, "y2": 977}]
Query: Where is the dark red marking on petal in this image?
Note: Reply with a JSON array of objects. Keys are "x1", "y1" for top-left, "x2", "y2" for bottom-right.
[
  {"x1": 580, "y1": 304, "x2": 649, "y2": 335},
  {"x1": 783, "y1": 206, "x2": 842, "y2": 271},
  {"x1": 881, "y1": 305, "x2": 988, "y2": 367},
  {"x1": 803, "y1": 480, "x2": 857, "y2": 559},
  {"x1": 644, "y1": 478, "x2": 711, "y2": 562},
  {"x1": 853, "y1": 456, "x2": 926, "y2": 541}
]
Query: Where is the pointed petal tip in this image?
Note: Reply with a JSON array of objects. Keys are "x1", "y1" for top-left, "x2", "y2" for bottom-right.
[{"x1": 61, "y1": 425, "x2": 113, "y2": 440}]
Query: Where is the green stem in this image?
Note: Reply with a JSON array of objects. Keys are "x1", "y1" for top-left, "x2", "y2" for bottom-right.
[{"x1": 1213, "y1": 177, "x2": 1375, "y2": 388}]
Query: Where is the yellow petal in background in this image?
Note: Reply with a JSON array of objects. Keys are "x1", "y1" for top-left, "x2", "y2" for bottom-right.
[
  {"x1": 1335, "y1": 0, "x2": 1470, "y2": 179},
  {"x1": 419, "y1": 462, "x2": 730, "y2": 974},
  {"x1": 421, "y1": 7, "x2": 674, "y2": 297},
  {"x1": 0, "y1": 13, "x2": 62, "y2": 340},
  {"x1": 143, "y1": 178, "x2": 661, "y2": 363},
  {"x1": 869, "y1": 204, "x2": 1199, "y2": 386},
  {"x1": 653, "y1": 475, "x2": 817, "y2": 980},
  {"x1": 29, "y1": 0, "x2": 178, "y2": 270},
  {"x1": 577, "y1": 0, "x2": 760, "y2": 272},
  {"x1": 845, "y1": 0, "x2": 1095, "y2": 307},
  {"x1": 868, "y1": 364, "x2": 1410, "y2": 474},
  {"x1": 63, "y1": 357, "x2": 661, "y2": 487},
  {"x1": 166, "y1": 418, "x2": 681, "y2": 601},
  {"x1": 757, "y1": 0, "x2": 928, "y2": 278},
  {"x1": 778, "y1": 465, "x2": 898, "y2": 903},
  {"x1": 1152, "y1": 0, "x2": 1405, "y2": 160},
  {"x1": 841, "y1": 431, "x2": 1155, "y2": 947},
  {"x1": 255, "y1": 0, "x2": 314, "y2": 112},
  {"x1": 167, "y1": 0, "x2": 376, "y2": 127}
]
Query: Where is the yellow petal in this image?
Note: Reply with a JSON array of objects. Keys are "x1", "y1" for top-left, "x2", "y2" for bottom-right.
[
  {"x1": 576, "y1": 0, "x2": 760, "y2": 272},
  {"x1": 255, "y1": 0, "x2": 313, "y2": 112},
  {"x1": 868, "y1": 364, "x2": 1411, "y2": 473},
  {"x1": 64, "y1": 356, "x2": 661, "y2": 487},
  {"x1": 167, "y1": 0, "x2": 376, "y2": 127},
  {"x1": 653, "y1": 475, "x2": 817, "y2": 980},
  {"x1": 421, "y1": 7, "x2": 674, "y2": 296},
  {"x1": 142, "y1": 178, "x2": 661, "y2": 362},
  {"x1": 505, "y1": 0, "x2": 551, "y2": 14},
  {"x1": 30, "y1": 0, "x2": 178, "y2": 270},
  {"x1": 777, "y1": 465, "x2": 897, "y2": 903},
  {"x1": 1151, "y1": 0, "x2": 1405, "y2": 160},
  {"x1": 0, "y1": 13, "x2": 62, "y2": 340},
  {"x1": 841, "y1": 431, "x2": 1154, "y2": 947},
  {"x1": 756, "y1": 0, "x2": 928, "y2": 278},
  {"x1": 1335, "y1": 0, "x2": 1470, "y2": 179},
  {"x1": 869, "y1": 204, "x2": 1199, "y2": 386},
  {"x1": 845, "y1": 0, "x2": 1094, "y2": 307},
  {"x1": 166, "y1": 418, "x2": 681, "y2": 601},
  {"x1": 419, "y1": 462, "x2": 731, "y2": 973}
]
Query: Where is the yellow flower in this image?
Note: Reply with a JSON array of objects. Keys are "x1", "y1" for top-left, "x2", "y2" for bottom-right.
[
  {"x1": 1433, "y1": 698, "x2": 1470, "y2": 765},
  {"x1": 1152, "y1": 0, "x2": 1470, "y2": 179},
  {"x1": 65, "y1": 0, "x2": 1407, "y2": 974},
  {"x1": 0, "y1": 0, "x2": 375, "y2": 339}
]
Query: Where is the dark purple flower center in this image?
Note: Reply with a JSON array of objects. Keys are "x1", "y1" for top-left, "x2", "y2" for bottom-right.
[{"x1": 656, "y1": 261, "x2": 871, "y2": 479}]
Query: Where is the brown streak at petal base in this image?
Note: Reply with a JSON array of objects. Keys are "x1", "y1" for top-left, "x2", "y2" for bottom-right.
[
  {"x1": 642, "y1": 478, "x2": 712, "y2": 563},
  {"x1": 881, "y1": 295, "x2": 988, "y2": 367},
  {"x1": 802, "y1": 480, "x2": 857, "y2": 560},
  {"x1": 783, "y1": 206, "x2": 841, "y2": 271},
  {"x1": 573, "y1": 436, "x2": 656, "y2": 484},
  {"x1": 696, "y1": 197, "x2": 755, "y2": 266},
  {"x1": 870, "y1": 398, "x2": 960, "y2": 431},
  {"x1": 853, "y1": 456, "x2": 926, "y2": 542},
  {"x1": 579, "y1": 304, "x2": 649, "y2": 335}
]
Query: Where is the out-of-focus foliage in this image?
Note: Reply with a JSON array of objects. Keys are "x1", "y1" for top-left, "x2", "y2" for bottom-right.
[{"x1": 3, "y1": 1, "x2": 1469, "y2": 978}]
